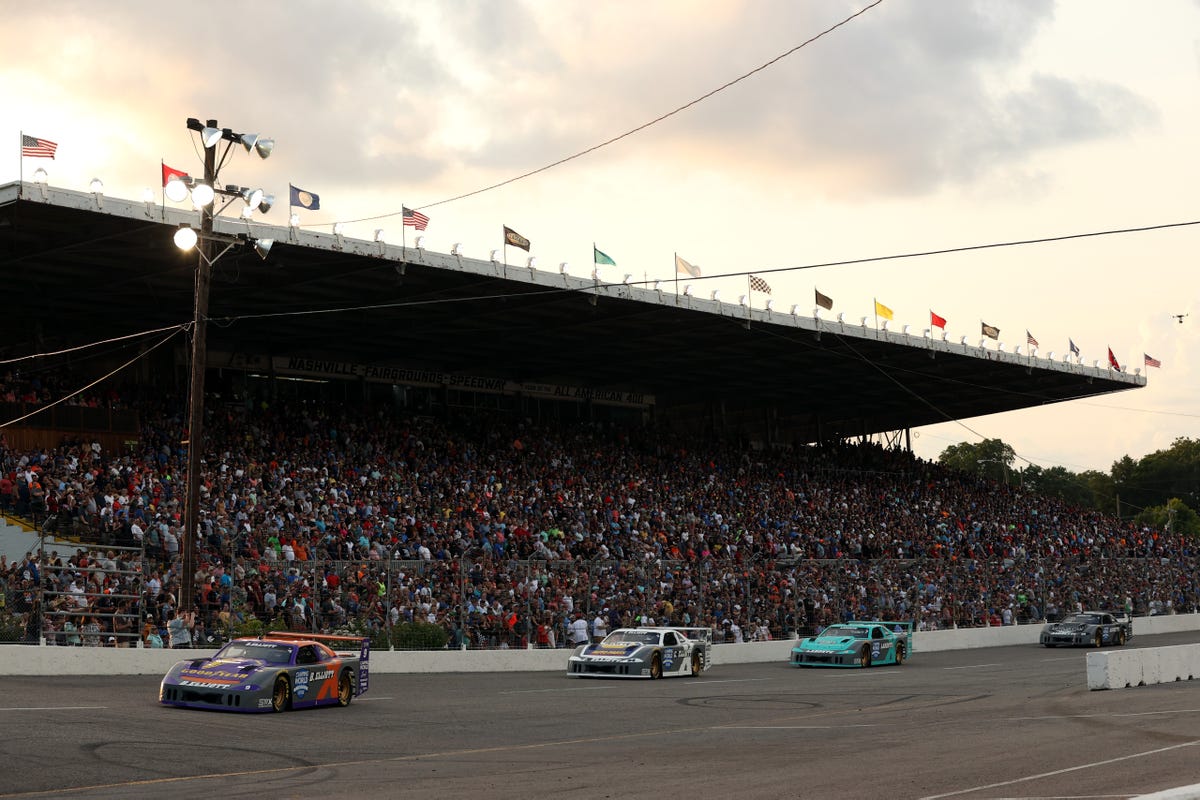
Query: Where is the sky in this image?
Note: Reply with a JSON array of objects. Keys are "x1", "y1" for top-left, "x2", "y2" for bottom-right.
[{"x1": 4, "y1": 0, "x2": 1200, "y2": 475}]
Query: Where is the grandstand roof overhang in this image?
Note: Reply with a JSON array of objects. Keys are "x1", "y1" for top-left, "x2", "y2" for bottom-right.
[{"x1": 0, "y1": 182, "x2": 1144, "y2": 439}]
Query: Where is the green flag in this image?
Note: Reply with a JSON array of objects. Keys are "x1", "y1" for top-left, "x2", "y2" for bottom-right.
[{"x1": 593, "y1": 246, "x2": 616, "y2": 266}]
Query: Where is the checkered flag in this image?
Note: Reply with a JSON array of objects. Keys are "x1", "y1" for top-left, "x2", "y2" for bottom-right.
[{"x1": 749, "y1": 275, "x2": 772, "y2": 294}]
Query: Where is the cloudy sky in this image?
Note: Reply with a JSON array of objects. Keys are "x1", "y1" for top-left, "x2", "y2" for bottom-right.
[{"x1": 4, "y1": 0, "x2": 1200, "y2": 474}]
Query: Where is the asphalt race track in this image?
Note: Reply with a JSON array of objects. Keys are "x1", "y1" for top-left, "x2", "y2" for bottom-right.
[{"x1": 3, "y1": 631, "x2": 1200, "y2": 800}]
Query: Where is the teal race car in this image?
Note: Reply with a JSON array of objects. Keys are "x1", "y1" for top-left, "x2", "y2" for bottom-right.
[{"x1": 790, "y1": 621, "x2": 914, "y2": 668}]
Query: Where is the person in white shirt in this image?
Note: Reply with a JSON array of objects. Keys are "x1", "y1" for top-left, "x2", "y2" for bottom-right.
[
  {"x1": 592, "y1": 611, "x2": 608, "y2": 642},
  {"x1": 568, "y1": 612, "x2": 590, "y2": 647}
]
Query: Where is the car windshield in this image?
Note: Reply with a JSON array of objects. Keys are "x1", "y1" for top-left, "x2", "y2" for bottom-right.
[
  {"x1": 604, "y1": 631, "x2": 660, "y2": 645},
  {"x1": 817, "y1": 626, "x2": 870, "y2": 639},
  {"x1": 1062, "y1": 614, "x2": 1102, "y2": 625},
  {"x1": 215, "y1": 641, "x2": 294, "y2": 664}
]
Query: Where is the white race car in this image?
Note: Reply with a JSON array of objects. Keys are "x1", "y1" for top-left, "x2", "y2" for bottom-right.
[{"x1": 567, "y1": 627, "x2": 712, "y2": 678}]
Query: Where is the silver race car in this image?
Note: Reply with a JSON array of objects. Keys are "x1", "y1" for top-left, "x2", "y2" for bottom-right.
[
  {"x1": 1040, "y1": 611, "x2": 1133, "y2": 648},
  {"x1": 567, "y1": 627, "x2": 712, "y2": 678}
]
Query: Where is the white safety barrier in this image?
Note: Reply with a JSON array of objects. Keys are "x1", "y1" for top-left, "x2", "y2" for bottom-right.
[
  {"x1": 1087, "y1": 643, "x2": 1200, "y2": 690},
  {"x1": 3, "y1": 613, "x2": 1198, "y2": 676}
]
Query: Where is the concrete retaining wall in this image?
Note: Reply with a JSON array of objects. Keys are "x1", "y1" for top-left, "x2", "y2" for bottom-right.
[
  {"x1": 4, "y1": 614, "x2": 1197, "y2": 676},
  {"x1": 1087, "y1": 643, "x2": 1200, "y2": 690}
]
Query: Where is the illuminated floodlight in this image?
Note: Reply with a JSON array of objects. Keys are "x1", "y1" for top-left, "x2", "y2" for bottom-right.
[
  {"x1": 174, "y1": 225, "x2": 198, "y2": 251},
  {"x1": 165, "y1": 176, "x2": 189, "y2": 203}
]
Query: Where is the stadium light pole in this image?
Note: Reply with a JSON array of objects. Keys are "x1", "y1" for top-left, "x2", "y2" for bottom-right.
[{"x1": 176, "y1": 118, "x2": 273, "y2": 613}]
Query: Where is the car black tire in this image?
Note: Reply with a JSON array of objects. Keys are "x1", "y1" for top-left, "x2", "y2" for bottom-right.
[
  {"x1": 337, "y1": 670, "x2": 354, "y2": 707},
  {"x1": 859, "y1": 646, "x2": 872, "y2": 668},
  {"x1": 690, "y1": 652, "x2": 702, "y2": 677},
  {"x1": 895, "y1": 643, "x2": 905, "y2": 666},
  {"x1": 650, "y1": 653, "x2": 663, "y2": 679},
  {"x1": 1043, "y1": 643, "x2": 1056, "y2": 648},
  {"x1": 272, "y1": 675, "x2": 291, "y2": 713}
]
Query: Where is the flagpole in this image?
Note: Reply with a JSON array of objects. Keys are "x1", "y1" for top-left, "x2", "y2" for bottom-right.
[
  {"x1": 674, "y1": 252, "x2": 679, "y2": 300},
  {"x1": 401, "y1": 204, "x2": 407, "y2": 260},
  {"x1": 874, "y1": 297, "x2": 879, "y2": 332},
  {"x1": 746, "y1": 275, "x2": 752, "y2": 323},
  {"x1": 18, "y1": 131, "x2": 23, "y2": 198}
]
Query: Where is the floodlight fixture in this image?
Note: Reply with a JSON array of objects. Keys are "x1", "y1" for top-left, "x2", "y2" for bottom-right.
[
  {"x1": 881, "y1": 320, "x2": 889, "y2": 331},
  {"x1": 738, "y1": 294, "x2": 747, "y2": 307},
  {"x1": 652, "y1": 280, "x2": 661, "y2": 291},
  {"x1": 765, "y1": 299, "x2": 774, "y2": 311},
  {"x1": 416, "y1": 236, "x2": 426, "y2": 249},
  {"x1": 253, "y1": 238, "x2": 274, "y2": 260},
  {"x1": 559, "y1": 262, "x2": 569, "y2": 274},
  {"x1": 960, "y1": 335, "x2": 968, "y2": 345},
  {"x1": 683, "y1": 285, "x2": 693, "y2": 296},
  {"x1": 241, "y1": 187, "x2": 264, "y2": 208},
  {"x1": 333, "y1": 222, "x2": 345, "y2": 236},
  {"x1": 527, "y1": 256, "x2": 537, "y2": 268},
  {"x1": 191, "y1": 183, "x2": 215, "y2": 207},
  {"x1": 861, "y1": 317, "x2": 868, "y2": 327},
  {"x1": 711, "y1": 289, "x2": 720, "y2": 302},
  {"x1": 374, "y1": 229, "x2": 386, "y2": 243},
  {"x1": 89, "y1": 178, "x2": 104, "y2": 194},
  {"x1": 451, "y1": 243, "x2": 463, "y2": 256},
  {"x1": 240, "y1": 205, "x2": 254, "y2": 219},
  {"x1": 258, "y1": 193, "x2": 274, "y2": 214},
  {"x1": 490, "y1": 249, "x2": 500, "y2": 262},
  {"x1": 789, "y1": 304, "x2": 799, "y2": 315},
  {"x1": 165, "y1": 176, "x2": 189, "y2": 203},
  {"x1": 174, "y1": 225, "x2": 199, "y2": 252},
  {"x1": 253, "y1": 138, "x2": 274, "y2": 159},
  {"x1": 239, "y1": 133, "x2": 260, "y2": 153},
  {"x1": 624, "y1": 274, "x2": 633, "y2": 284},
  {"x1": 289, "y1": 213, "x2": 301, "y2": 228},
  {"x1": 201, "y1": 126, "x2": 223, "y2": 148},
  {"x1": 836, "y1": 312, "x2": 845, "y2": 323},
  {"x1": 142, "y1": 187, "x2": 155, "y2": 203},
  {"x1": 32, "y1": 168, "x2": 48, "y2": 183},
  {"x1": 1047, "y1": 351, "x2": 1055, "y2": 360}
]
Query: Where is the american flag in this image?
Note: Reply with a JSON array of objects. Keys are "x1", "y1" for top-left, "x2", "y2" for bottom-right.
[
  {"x1": 403, "y1": 207, "x2": 429, "y2": 231},
  {"x1": 1026, "y1": 330, "x2": 1039, "y2": 348},
  {"x1": 749, "y1": 275, "x2": 772, "y2": 294},
  {"x1": 22, "y1": 135, "x2": 57, "y2": 159},
  {"x1": 1144, "y1": 353, "x2": 1162, "y2": 368}
]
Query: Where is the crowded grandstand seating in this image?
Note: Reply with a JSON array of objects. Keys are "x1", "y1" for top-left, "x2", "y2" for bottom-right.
[{"x1": 1, "y1": 392, "x2": 1194, "y2": 648}]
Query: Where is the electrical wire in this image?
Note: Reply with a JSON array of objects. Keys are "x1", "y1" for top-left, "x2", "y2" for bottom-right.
[{"x1": 335, "y1": 0, "x2": 885, "y2": 225}]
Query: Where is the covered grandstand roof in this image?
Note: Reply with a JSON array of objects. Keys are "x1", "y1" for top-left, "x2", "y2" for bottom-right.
[{"x1": 0, "y1": 181, "x2": 1143, "y2": 439}]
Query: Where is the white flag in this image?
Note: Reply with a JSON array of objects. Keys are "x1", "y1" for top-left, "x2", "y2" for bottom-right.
[{"x1": 675, "y1": 254, "x2": 701, "y2": 278}]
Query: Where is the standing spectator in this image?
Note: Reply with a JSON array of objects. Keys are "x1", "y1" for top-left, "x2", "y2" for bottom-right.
[
  {"x1": 167, "y1": 609, "x2": 194, "y2": 648},
  {"x1": 568, "y1": 612, "x2": 589, "y2": 647},
  {"x1": 592, "y1": 608, "x2": 608, "y2": 642},
  {"x1": 142, "y1": 622, "x2": 163, "y2": 648}
]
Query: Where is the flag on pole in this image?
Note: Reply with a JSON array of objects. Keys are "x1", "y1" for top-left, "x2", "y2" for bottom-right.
[
  {"x1": 1069, "y1": 339, "x2": 1080, "y2": 356},
  {"x1": 749, "y1": 275, "x2": 772, "y2": 294},
  {"x1": 1144, "y1": 353, "x2": 1162, "y2": 368},
  {"x1": 874, "y1": 300, "x2": 894, "y2": 321},
  {"x1": 675, "y1": 254, "x2": 700, "y2": 277},
  {"x1": 403, "y1": 207, "x2": 429, "y2": 230},
  {"x1": 815, "y1": 289, "x2": 833, "y2": 310},
  {"x1": 21, "y1": 135, "x2": 57, "y2": 159},
  {"x1": 503, "y1": 226, "x2": 530, "y2": 251},
  {"x1": 1026, "y1": 330, "x2": 1039, "y2": 348},
  {"x1": 289, "y1": 184, "x2": 320, "y2": 210},
  {"x1": 981, "y1": 322, "x2": 1000, "y2": 340},
  {"x1": 1107, "y1": 347, "x2": 1121, "y2": 370},
  {"x1": 593, "y1": 246, "x2": 616, "y2": 266},
  {"x1": 161, "y1": 163, "x2": 189, "y2": 186},
  {"x1": 930, "y1": 310, "x2": 946, "y2": 329}
]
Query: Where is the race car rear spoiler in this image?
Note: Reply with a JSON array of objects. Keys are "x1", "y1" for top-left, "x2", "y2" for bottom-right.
[{"x1": 264, "y1": 631, "x2": 371, "y2": 659}]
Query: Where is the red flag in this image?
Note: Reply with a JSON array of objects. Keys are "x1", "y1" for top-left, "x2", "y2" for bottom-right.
[
  {"x1": 1107, "y1": 347, "x2": 1121, "y2": 370},
  {"x1": 162, "y1": 162, "x2": 189, "y2": 186},
  {"x1": 930, "y1": 310, "x2": 946, "y2": 329}
]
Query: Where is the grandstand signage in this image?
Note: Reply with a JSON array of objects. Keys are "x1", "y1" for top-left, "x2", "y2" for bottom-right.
[{"x1": 208, "y1": 352, "x2": 653, "y2": 407}]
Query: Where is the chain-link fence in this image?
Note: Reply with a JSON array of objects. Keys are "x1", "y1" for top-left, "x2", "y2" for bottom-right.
[{"x1": 4, "y1": 548, "x2": 1196, "y2": 649}]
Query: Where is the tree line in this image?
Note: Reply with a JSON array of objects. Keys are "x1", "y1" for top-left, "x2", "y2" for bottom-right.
[{"x1": 938, "y1": 436, "x2": 1200, "y2": 537}]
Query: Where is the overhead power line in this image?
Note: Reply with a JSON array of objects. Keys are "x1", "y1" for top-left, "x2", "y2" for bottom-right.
[{"x1": 337, "y1": 0, "x2": 885, "y2": 225}]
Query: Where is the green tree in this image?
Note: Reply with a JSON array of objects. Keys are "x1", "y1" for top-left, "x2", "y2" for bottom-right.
[
  {"x1": 1135, "y1": 498, "x2": 1200, "y2": 538},
  {"x1": 938, "y1": 438, "x2": 1015, "y2": 483}
]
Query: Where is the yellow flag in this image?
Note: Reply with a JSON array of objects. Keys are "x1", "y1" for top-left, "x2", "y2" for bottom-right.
[{"x1": 874, "y1": 300, "x2": 894, "y2": 321}]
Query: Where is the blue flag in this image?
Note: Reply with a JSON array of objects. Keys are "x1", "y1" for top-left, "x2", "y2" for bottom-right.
[{"x1": 289, "y1": 184, "x2": 320, "y2": 211}]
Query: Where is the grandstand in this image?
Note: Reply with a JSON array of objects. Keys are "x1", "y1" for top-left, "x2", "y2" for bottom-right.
[{"x1": 2, "y1": 181, "x2": 1175, "y2": 651}]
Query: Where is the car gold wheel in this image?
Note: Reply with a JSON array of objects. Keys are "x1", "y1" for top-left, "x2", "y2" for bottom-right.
[
  {"x1": 1094, "y1": 631, "x2": 1103, "y2": 648},
  {"x1": 272, "y1": 675, "x2": 291, "y2": 713},
  {"x1": 337, "y1": 671, "x2": 353, "y2": 707},
  {"x1": 650, "y1": 653, "x2": 663, "y2": 679},
  {"x1": 895, "y1": 643, "x2": 905, "y2": 666},
  {"x1": 859, "y1": 646, "x2": 872, "y2": 668},
  {"x1": 690, "y1": 652, "x2": 702, "y2": 677},
  {"x1": 1117, "y1": 629, "x2": 1126, "y2": 646}
]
